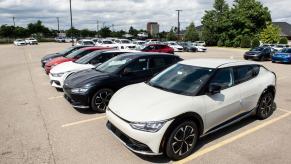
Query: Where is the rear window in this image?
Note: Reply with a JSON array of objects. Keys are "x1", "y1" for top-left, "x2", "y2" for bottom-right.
[{"x1": 234, "y1": 65, "x2": 260, "y2": 84}]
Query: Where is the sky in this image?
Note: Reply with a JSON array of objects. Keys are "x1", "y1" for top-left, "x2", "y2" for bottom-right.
[{"x1": 0, "y1": 0, "x2": 290, "y2": 32}]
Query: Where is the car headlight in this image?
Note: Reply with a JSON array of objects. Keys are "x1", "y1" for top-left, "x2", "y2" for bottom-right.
[
  {"x1": 51, "y1": 72, "x2": 65, "y2": 77},
  {"x1": 129, "y1": 121, "x2": 167, "y2": 133}
]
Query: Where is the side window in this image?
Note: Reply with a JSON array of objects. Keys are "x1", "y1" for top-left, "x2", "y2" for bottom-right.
[
  {"x1": 149, "y1": 57, "x2": 167, "y2": 69},
  {"x1": 75, "y1": 50, "x2": 90, "y2": 59},
  {"x1": 235, "y1": 65, "x2": 258, "y2": 84},
  {"x1": 124, "y1": 58, "x2": 148, "y2": 72},
  {"x1": 209, "y1": 68, "x2": 234, "y2": 90}
]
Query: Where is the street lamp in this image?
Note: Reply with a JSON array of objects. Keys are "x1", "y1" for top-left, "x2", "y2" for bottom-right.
[{"x1": 69, "y1": 0, "x2": 74, "y2": 46}]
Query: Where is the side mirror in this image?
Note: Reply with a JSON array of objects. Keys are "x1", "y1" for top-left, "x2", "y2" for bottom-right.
[{"x1": 208, "y1": 84, "x2": 222, "y2": 95}]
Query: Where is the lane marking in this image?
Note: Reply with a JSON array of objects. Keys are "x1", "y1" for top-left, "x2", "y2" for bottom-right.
[
  {"x1": 48, "y1": 95, "x2": 63, "y2": 100},
  {"x1": 278, "y1": 108, "x2": 290, "y2": 113},
  {"x1": 174, "y1": 110, "x2": 291, "y2": 164},
  {"x1": 61, "y1": 115, "x2": 106, "y2": 128},
  {"x1": 277, "y1": 76, "x2": 287, "y2": 81}
]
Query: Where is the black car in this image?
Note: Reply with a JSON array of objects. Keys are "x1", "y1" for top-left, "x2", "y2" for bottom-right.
[
  {"x1": 63, "y1": 52, "x2": 182, "y2": 112},
  {"x1": 179, "y1": 42, "x2": 197, "y2": 52},
  {"x1": 244, "y1": 47, "x2": 274, "y2": 61},
  {"x1": 41, "y1": 45, "x2": 89, "y2": 67}
]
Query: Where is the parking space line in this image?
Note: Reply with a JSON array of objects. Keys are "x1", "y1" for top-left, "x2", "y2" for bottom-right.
[
  {"x1": 174, "y1": 110, "x2": 291, "y2": 164},
  {"x1": 61, "y1": 115, "x2": 106, "y2": 128},
  {"x1": 278, "y1": 76, "x2": 287, "y2": 81},
  {"x1": 48, "y1": 95, "x2": 63, "y2": 100},
  {"x1": 278, "y1": 108, "x2": 290, "y2": 113}
]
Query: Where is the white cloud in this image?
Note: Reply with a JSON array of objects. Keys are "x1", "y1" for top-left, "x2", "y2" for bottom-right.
[{"x1": 0, "y1": 0, "x2": 290, "y2": 31}]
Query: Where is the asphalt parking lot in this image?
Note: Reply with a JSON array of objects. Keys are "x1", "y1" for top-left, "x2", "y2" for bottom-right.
[{"x1": 0, "y1": 43, "x2": 291, "y2": 164}]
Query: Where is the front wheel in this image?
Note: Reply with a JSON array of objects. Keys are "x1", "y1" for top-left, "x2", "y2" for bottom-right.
[
  {"x1": 91, "y1": 88, "x2": 114, "y2": 113},
  {"x1": 165, "y1": 121, "x2": 198, "y2": 161},
  {"x1": 256, "y1": 92, "x2": 274, "y2": 120}
]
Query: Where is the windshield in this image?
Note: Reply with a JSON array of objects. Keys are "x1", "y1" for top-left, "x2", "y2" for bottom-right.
[
  {"x1": 83, "y1": 41, "x2": 94, "y2": 45},
  {"x1": 58, "y1": 47, "x2": 75, "y2": 55},
  {"x1": 103, "y1": 40, "x2": 113, "y2": 44},
  {"x1": 148, "y1": 64, "x2": 214, "y2": 95},
  {"x1": 121, "y1": 40, "x2": 131, "y2": 44},
  {"x1": 169, "y1": 43, "x2": 177, "y2": 45},
  {"x1": 251, "y1": 47, "x2": 264, "y2": 51},
  {"x1": 75, "y1": 51, "x2": 103, "y2": 64},
  {"x1": 66, "y1": 49, "x2": 85, "y2": 58},
  {"x1": 95, "y1": 55, "x2": 135, "y2": 73},
  {"x1": 280, "y1": 48, "x2": 291, "y2": 53}
]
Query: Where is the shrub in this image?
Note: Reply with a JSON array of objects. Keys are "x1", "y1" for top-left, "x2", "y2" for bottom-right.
[
  {"x1": 252, "y1": 38, "x2": 260, "y2": 48},
  {"x1": 279, "y1": 37, "x2": 288, "y2": 44},
  {"x1": 225, "y1": 40, "x2": 232, "y2": 47},
  {"x1": 240, "y1": 36, "x2": 251, "y2": 48},
  {"x1": 217, "y1": 39, "x2": 224, "y2": 47}
]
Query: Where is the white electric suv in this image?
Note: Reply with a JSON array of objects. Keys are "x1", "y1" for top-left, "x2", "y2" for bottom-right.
[
  {"x1": 106, "y1": 59, "x2": 276, "y2": 160},
  {"x1": 49, "y1": 49, "x2": 138, "y2": 88}
]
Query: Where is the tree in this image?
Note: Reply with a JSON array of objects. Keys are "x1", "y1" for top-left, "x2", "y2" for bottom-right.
[
  {"x1": 252, "y1": 38, "x2": 261, "y2": 48},
  {"x1": 259, "y1": 24, "x2": 280, "y2": 44},
  {"x1": 66, "y1": 27, "x2": 80, "y2": 37},
  {"x1": 240, "y1": 36, "x2": 251, "y2": 48},
  {"x1": 184, "y1": 22, "x2": 199, "y2": 42},
  {"x1": 166, "y1": 28, "x2": 177, "y2": 41},
  {"x1": 279, "y1": 37, "x2": 288, "y2": 44},
  {"x1": 0, "y1": 25, "x2": 15, "y2": 38},
  {"x1": 128, "y1": 26, "x2": 139, "y2": 37},
  {"x1": 98, "y1": 27, "x2": 111, "y2": 38}
]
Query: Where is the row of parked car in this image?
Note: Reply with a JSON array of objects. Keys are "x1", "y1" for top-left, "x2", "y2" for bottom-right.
[
  {"x1": 41, "y1": 44, "x2": 276, "y2": 160},
  {"x1": 244, "y1": 44, "x2": 291, "y2": 63},
  {"x1": 13, "y1": 38, "x2": 38, "y2": 46}
]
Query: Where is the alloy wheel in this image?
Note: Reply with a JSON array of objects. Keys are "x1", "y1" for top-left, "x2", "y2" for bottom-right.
[
  {"x1": 259, "y1": 94, "x2": 273, "y2": 118},
  {"x1": 94, "y1": 90, "x2": 113, "y2": 112},
  {"x1": 171, "y1": 125, "x2": 196, "y2": 156}
]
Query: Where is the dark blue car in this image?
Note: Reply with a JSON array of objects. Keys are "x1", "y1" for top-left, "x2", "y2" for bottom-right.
[{"x1": 272, "y1": 48, "x2": 291, "y2": 63}]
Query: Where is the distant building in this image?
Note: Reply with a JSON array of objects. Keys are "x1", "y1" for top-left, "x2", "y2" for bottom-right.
[
  {"x1": 273, "y1": 22, "x2": 291, "y2": 40},
  {"x1": 147, "y1": 22, "x2": 159, "y2": 37}
]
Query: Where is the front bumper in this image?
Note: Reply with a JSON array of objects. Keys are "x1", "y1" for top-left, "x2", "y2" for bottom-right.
[
  {"x1": 63, "y1": 86, "x2": 90, "y2": 109},
  {"x1": 44, "y1": 65, "x2": 52, "y2": 74},
  {"x1": 106, "y1": 109, "x2": 173, "y2": 154},
  {"x1": 272, "y1": 56, "x2": 291, "y2": 63},
  {"x1": 197, "y1": 48, "x2": 207, "y2": 52},
  {"x1": 49, "y1": 74, "x2": 66, "y2": 88},
  {"x1": 244, "y1": 55, "x2": 261, "y2": 60}
]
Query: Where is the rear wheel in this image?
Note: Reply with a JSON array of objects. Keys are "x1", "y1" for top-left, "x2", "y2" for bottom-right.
[
  {"x1": 91, "y1": 88, "x2": 114, "y2": 113},
  {"x1": 165, "y1": 121, "x2": 198, "y2": 161},
  {"x1": 256, "y1": 92, "x2": 274, "y2": 119}
]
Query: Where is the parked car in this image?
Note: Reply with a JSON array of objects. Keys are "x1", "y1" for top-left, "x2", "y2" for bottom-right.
[
  {"x1": 13, "y1": 39, "x2": 26, "y2": 46},
  {"x1": 63, "y1": 52, "x2": 182, "y2": 111},
  {"x1": 114, "y1": 39, "x2": 132, "y2": 44},
  {"x1": 76, "y1": 39, "x2": 95, "y2": 46},
  {"x1": 44, "y1": 47, "x2": 109, "y2": 74},
  {"x1": 25, "y1": 38, "x2": 38, "y2": 45},
  {"x1": 193, "y1": 43, "x2": 207, "y2": 52},
  {"x1": 244, "y1": 47, "x2": 273, "y2": 61},
  {"x1": 272, "y1": 48, "x2": 291, "y2": 63},
  {"x1": 141, "y1": 44, "x2": 174, "y2": 54},
  {"x1": 273, "y1": 44, "x2": 289, "y2": 51},
  {"x1": 106, "y1": 59, "x2": 276, "y2": 160},
  {"x1": 117, "y1": 44, "x2": 137, "y2": 50},
  {"x1": 167, "y1": 41, "x2": 184, "y2": 52},
  {"x1": 49, "y1": 49, "x2": 139, "y2": 89},
  {"x1": 194, "y1": 41, "x2": 206, "y2": 46},
  {"x1": 41, "y1": 46, "x2": 90, "y2": 68},
  {"x1": 55, "y1": 37, "x2": 65, "y2": 43},
  {"x1": 95, "y1": 40, "x2": 118, "y2": 48},
  {"x1": 133, "y1": 40, "x2": 146, "y2": 50},
  {"x1": 179, "y1": 42, "x2": 198, "y2": 52}
]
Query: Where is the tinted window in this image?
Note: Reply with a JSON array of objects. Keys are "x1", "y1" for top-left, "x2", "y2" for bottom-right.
[
  {"x1": 75, "y1": 50, "x2": 93, "y2": 59},
  {"x1": 124, "y1": 58, "x2": 148, "y2": 72},
  {"x1": 235, "y1": 65, "x2": 259, "y2": 84},
  {"x1": 150, "y1": 57, "x2": 167, "y2": 69},
  {"x1": 210, "y1": 68, "x2": 234, "y2": 90}
]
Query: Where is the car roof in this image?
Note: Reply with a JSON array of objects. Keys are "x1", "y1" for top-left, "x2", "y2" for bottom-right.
[
  {"x1": 180, "y1": 58, "x2": 259, "y2": 68},
  {"x1": 119, "y1": 52, "x2": 178, "y2": 58},
  {"x1": 80, "y1": 47, "x2": 110, "y2": 51}
]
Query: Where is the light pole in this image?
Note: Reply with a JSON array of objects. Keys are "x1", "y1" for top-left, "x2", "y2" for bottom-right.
[
  {"x1": 176, "y1": 10, "x2": 182, "y2": 40},
  {"x1": 56, "y1": 17, "x2": 60, "y2": 34},
  {"x1": 69, "y1": 0, "x2": 74, "y2": 46}
]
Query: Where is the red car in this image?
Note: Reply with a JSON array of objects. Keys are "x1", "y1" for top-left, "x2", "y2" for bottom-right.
[
  {"x1": 141, "y1": 44, "x2": 174, "y2": 54},
  {"x1": 44, "y1": 47, "x2": 110, "y2": 74}
]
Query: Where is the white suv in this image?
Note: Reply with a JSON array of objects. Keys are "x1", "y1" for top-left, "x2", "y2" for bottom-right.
[{"x1": 106, "y1": 59, "x2": 276, "y2": 160}]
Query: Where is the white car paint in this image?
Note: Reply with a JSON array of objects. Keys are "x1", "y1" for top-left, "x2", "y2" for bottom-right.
[
  {"x1": 76, "y1": 39, "x2": 95, "y2": 46},
  {"x1": 106, "y1": 59, "x2": 276, "y2": 156},
  {"x1": 49, "y1": 61, "x2": 94, "y2": 88},
  {"x1": 95, "y1": 40, "x2": 118, "y2": 48},
  {"x1": 25, "y1": 38, "x2": 38, "y2": 45},
  {"x1": 14, "y1": 39, "x2": 26, "y2": 46},
  {"x1": 167, "y1": 41, "x2": 183, "y2": 52},
  {"x1": 193, "y1": 44, "x2": 207, "y2": 52}
]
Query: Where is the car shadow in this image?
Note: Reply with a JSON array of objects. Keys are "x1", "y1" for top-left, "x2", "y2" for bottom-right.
[{"x1": 73, "y1": 107, "x2": 98, "y2": 114}]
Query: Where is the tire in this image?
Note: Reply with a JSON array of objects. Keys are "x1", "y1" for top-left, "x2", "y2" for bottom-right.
[
  {"x1": 256, "y1": 92, "x2": 274, "y2": 120},
  {"x1": 165, "y1": 121, "x2": 198, "y2": 161},
  {"x1": 91, "y1": 88, "x2": 114, "y2": 113}
]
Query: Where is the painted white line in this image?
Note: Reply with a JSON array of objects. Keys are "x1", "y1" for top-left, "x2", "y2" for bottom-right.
[
  {"x1": 174, "y1": 110, "x2": 291, "y2": 164},
  {"x1": 61, "y1": 115, "x2": 106, "y2": 128},
  {"x1": 277, "y1": 76, "x2": 287, "y2": 81},
  {"x1": 278, "y1": 108, "x2": 290, "y2": 113},
  {"x1": 48, "y1": 95, "x2": 63, "y2": 100}
]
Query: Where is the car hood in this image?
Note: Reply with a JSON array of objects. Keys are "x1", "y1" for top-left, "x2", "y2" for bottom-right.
[
  {"x1": 64, "y1": 68, "x2": 110, "y2": 88},
  {"x1": 42, "y1": 53, "x2": 63, "y2": 61},
  {"x1": 170, "y1": 45, "x2": 183, "y2": 48},
  {"x1": 46, "y1": 57, "x2": 73, "y2": 67},
  {"x1": 50, "y1": 61, "x2": 94, "y2": 74},
  {"x1": 108, "y1": 83, "x2": 203, "y2": 122}
]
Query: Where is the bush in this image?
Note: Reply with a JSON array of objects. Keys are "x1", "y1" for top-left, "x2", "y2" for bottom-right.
[
  {"x1": 240, "y1": 36, "x2": 251, "y2": 48},
  {"x1": 252, "y1": 38, "x2": 260, "y2": 48},
  {"x1": 217, "y1": 39, "x2": 224, "y2": 47},
  {"x1": 279, "y1": 37, "x2": 288, "y2": 44},
  {"x1": 233, "y1": 36, "x2": 242, "y2": 48},
  {"x1": 225, "y1": 40, "x2": 232, "y2": 47}
]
